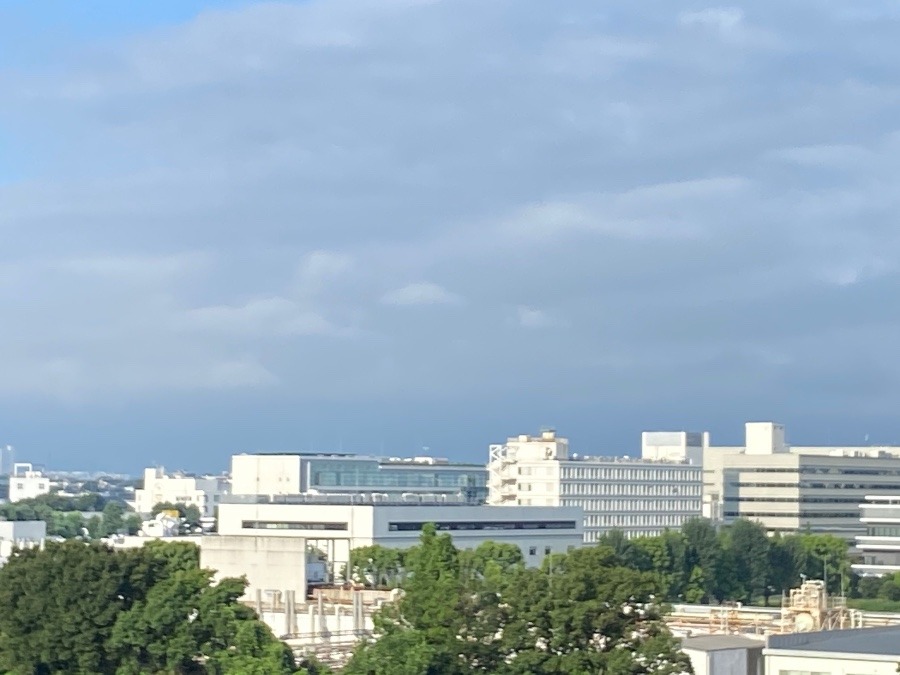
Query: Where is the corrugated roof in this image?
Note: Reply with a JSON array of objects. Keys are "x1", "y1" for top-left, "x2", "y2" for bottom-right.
[
  {"x1": 681, "y1": 635, "x2": 765, "y2": 651},
  {"x1": 767, "y1": 626, "x2": 900, "y2": 656}
]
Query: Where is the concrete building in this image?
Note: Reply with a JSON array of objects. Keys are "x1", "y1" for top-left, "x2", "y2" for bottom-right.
[
  {"x1": 703, "y1": 422, "x2": 900, "y2": 540},
  {"x1": 853, "y1": 496, "x2": 900, "y2": 576},
  {"x1": 680, "y1": 635, "x2": 763, "y2": 675},
  {"x1": 8, "y1": 463, "x2": 51, "y2": 503},
  {"x1": 133, "y1": 467, "x2": 228, "y2": 518},
  {"x1": 216, "y1": 495, "x2": 583, "y2": 575},
  {"x1": 488, "y1": 430, "x2": 702, "y2": 542},
  {"x1": 0, "y1": 520, "x2": 47, "y2": 561},
  {"x1": 231, "y1": 453, "x2": 488, "y2": 504},
  {"x1": 764, "y1": 626, "x2": 900, "y2": 674},
  {"x1": 200, "y1": 535, "x2": 311, "y2": 601}
]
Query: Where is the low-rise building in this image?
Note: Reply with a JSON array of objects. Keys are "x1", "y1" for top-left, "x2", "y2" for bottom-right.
[
  {"x1": 133, "y1": 467, "x2": 228, "y2": 518},
  {"x1": 680, "y1": 635, "x2": 763, "y2": 675},
  {"x1": 8, "y1": 463, "x2": 51, "y2": 503},
  {"x1": 764, "y1": 626, "x2": 900, "y2": 675},
  {"x1": 216, "y1": 495, "x2": 583, "y2": 576},
  {"x1": 853, "y1": 495, "x2": 900, "y2": 576},
  {"x1": 488, "y1": 430, "x2": 702, "y2": 542},
  {"x1": 0, "y1": 519, "x2": 46, "y2": 561},
  {"x1": 231, "y1": 452, "x2": 488, "y2": 503}
]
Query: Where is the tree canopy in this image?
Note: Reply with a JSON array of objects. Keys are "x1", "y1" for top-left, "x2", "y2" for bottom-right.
[{"x1": 0, "y1": 540, "x2": 299, "y2": 674}]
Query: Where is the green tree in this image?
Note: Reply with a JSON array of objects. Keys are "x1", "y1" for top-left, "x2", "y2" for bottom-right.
[
  {"x1": 724, "y1": 519, "x2": 770, "y2": 603},
  {"x1": 101, "y1": 500, "x2": 126, "y2": 536}
]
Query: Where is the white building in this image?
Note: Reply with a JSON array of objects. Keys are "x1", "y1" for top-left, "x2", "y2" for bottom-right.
[
  {"x1": 764, "y1": 626, "x2": 900, "y2": 675},
  {"x1": 216, "y1": 495, "x2": 583, "y2": 575},
  {"x1": 702, "y1": 422, "x2": 900, "y2": 540},
  {"x1": 231, "y1": 452, "x2": 488, "y2": 503},
  {"x1": 853, "y1": 496, "x2": 900, "y2": 576},
  {"x1": 0, "y1": 520, "x2": 46, "y2": 561},
  {"x1": 8, "y1": 463, "x2": 51, "y2": 503},
  {"x1": 133, "y1": 467, "x2": 228, "y2": 518},
  {"x1": 488, "y1": 430, "x2": 702, "y2": 542}
]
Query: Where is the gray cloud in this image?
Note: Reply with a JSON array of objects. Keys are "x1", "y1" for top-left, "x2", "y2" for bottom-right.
[{"x1": 0, "y1": 0, "x2": 898, "y2": 431}]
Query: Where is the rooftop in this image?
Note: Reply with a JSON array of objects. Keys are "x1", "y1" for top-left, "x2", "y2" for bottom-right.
[
  {"x1": 767, "y1": 626, "x2": 900, "y2": 657},
  {"x1": 681, "y1": 635, "x2": 764, "y2": 652}
]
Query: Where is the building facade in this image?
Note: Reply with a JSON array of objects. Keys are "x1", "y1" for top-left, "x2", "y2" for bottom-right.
[
  {"x1": 0, "y1": 520, "x2": 46, "y2": 561},
  {"x1": 133, "y1": 467, "x2": 228, "y2": 518},
  {"x1": 488, "y1": 430, "x2": 702, "y2": 542},
  {"x1": 853, "y1": 496, "x2": 900, "y2": 576},
  {"x1": 8, "y1": 463, "x2": 51, "y2": 503},
  {"x1": 764, "y1": 626, "x2": 900, "y2": 675},
  {"x1": 702, "y1": 423, "x2": 900, "y2": 540},
  {"x1": 216, "y1": 496, "x2": 583, "y2": 575},
  {"x1": 231, "y1": 453, "x2": 488, "y2": 503}
]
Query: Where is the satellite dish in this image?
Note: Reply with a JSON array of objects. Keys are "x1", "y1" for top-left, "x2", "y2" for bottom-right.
[{"x1": 794, "y1": 613, "x2": 815, "y2": 632}]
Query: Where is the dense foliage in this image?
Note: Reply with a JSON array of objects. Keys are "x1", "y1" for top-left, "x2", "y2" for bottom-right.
[
  {"x1": 348, "y1": 518, "x2": 856, "y2": 606},
  {"x1": 344, "y1": 525, "x2": 692, "y2": 675},
  {"x1": 0, "y1": 493, "x2": 141, "y2": 538},
  {"x1": 0, "y1": 540, "x2": 301, "y2": 674}
]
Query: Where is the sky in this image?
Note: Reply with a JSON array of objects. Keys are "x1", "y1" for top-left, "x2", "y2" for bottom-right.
[{"x1": 2, "y1": 1, "x2": 900, "y2": 473}]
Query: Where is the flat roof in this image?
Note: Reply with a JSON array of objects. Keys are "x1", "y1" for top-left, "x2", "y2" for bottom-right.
[
  {"x1": 681, "y1": 635, "x2": 764, "y2": 652},
  {"x1": 767, "y1": 627, "x2": 900, "y2": 656}
]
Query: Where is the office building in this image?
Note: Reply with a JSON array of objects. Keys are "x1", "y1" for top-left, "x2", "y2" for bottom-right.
[
  {"x1": 488, "y1": 430, "x2": 702, "y2": 542},
  {"x1": 8, "y1": 463, "x2": 51, "y2": 503},
  {"x1": 216, "y1": 495, "x2": 583, "y2": 575},
  {"x1": 133, "y1": 467, "x2": 228, "y2": 518},
  {"x1": 680, "y1": 635, "x2": 763, "y2": 675},
  {"x1": 703, "y1": 422, "x2": 900, "y2": 540},
  {"x1": 764, "y1": 626, "x2": 900, "y2": 675},
  {"x1": 231, "y1": 453, "x2": 488, "y2": 504},
  {"x1": 853, "y1": 496, "x2": 900, "y2": 576}
]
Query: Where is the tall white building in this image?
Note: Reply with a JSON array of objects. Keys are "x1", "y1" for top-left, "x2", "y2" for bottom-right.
[
  {"x1": 133, "y1": 467, "x2": 228, "y2": 518},
  {"x1": 8, "y1": 463, "x2": 51, "y2": 503},
  {"x1": 701, "y1": 422, "x2": 900, "y2": 540},
  {"x1": 488, "y1": 430, "x2": 702, "y2": 542}
]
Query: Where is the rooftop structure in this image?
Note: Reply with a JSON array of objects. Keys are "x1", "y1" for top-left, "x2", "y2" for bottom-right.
[
  {"x1": 680, "y1": 635, "x2": 763, "y2": 675},
  {"x1": 488, "y1": 430, "x2": 702, "y2": 542},
  {"x1": 231, "y1": 452, "x2": 487, "y2": 504}
]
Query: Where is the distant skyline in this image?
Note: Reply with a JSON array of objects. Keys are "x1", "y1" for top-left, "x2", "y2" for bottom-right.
[{"x1": 2, "y1": 1, "x2": 899, "y2": 473}]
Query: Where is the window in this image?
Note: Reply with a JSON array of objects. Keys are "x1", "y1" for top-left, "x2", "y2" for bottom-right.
[
  {"x1": 529, "y1": 547, "x2": 537, "y2": 556},
  {"x1": 241, "y1": 520, "x2": 348, "y2": 531},
  {"x1": 388, "y1": 520, "x2": 577, "y2": 532},
  {"x1": 544, "y1": 546, "x2": 552, "y2": 555}
]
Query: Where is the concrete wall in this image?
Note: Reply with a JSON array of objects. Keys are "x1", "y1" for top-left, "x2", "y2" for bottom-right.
[
  {"x1": 765, "y1": 652, "x2": 898, "y2": 674},
  {"x1": 0, "y1": 520, "x2": 47, "y2": 541},
  {"x1": 200, "y1": 535, "x2": 308, "y2": 599},
  {"x1": 231, "y1": 455, "x2": 302, "y2": 495}
]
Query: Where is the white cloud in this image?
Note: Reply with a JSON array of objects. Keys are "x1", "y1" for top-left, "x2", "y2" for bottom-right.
[
  {"x1": 679, "y1": 8, "x2": 745, "y2": 32},
  {"x1": 381, "y1": 282, "x2": 462, "y2": 306}
]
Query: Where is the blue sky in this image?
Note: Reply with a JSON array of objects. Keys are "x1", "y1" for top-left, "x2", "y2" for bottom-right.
[{"x1": 2, "y1": 1, "x2": 899, "y2": 472}]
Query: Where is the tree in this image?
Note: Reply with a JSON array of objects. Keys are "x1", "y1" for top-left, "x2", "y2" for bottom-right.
[
  {"x1": 101, "y1": 501, "x2": 126, "y2": 536},
  {"x1": 0, "y1": 540, "x2": 294, "y2": 674},
  {"x1": 724, "y1": 519, "x2": 769, "y2": 603}
]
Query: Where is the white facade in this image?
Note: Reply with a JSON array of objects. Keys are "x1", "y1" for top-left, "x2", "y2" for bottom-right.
[
  {"x1": 8, "y1": 463, "x2": 51, "y2": 503},
  {"x1": 488, "y1": 430, "x2": 702, "y2": 542},
  {"x1": 231, "y1": 455, "x2": 302, "y2": 495},
  {"x1": 0, "y1": 519, "x2": 47, "y2": 561},
  {"x1": 764, "y1": 627, "x2": 900, "y2": 675},
  {"x1": 702, "y1": 423, "x2": 900, "y2": 540},
  {"x1": 133, "y1": 467, "x2": 228, "y2": 518},
  {"x1": 853, "y1": 496, "x2": 900, "y2": 575},
  {"x1": 217, "y1": 498, "x2": 583, "y2": 574}
]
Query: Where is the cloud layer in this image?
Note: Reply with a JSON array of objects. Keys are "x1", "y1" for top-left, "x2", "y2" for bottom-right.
[{"x1": 2, "y1": 0, "x2": 900, "y2": 464}]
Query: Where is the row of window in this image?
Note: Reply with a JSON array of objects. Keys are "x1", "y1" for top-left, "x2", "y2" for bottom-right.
[
  {"x1": 561, "y1": 468, "x2": 698, "y2": 481},
  {"x1": 866, "y1": 526, "x2": 900, "y2": 537},
  {"x1": 727, "y1": 482, "x2": 900, "y2": 490},
  {"x1": 724, "y1": 511, "x2": 858, "y2": 519},
  {"x1": 583, "y1": 513, "x2": 692, "y2": 528},
  {"x1": 242, "y1": 520, "x2": 348, "y2": 531},
  {"x1": 387, "y1": 520, "x2": 578, "y2": 532},
  {"x1": 559, "y1": 483, "x2": 701, "y2": 497},
  {"x1": 559, "y1": 499, "x2": 702, "y2": 512},
  {"x1": 723, "y1": 496, "x2": 866, "y2": 504}
]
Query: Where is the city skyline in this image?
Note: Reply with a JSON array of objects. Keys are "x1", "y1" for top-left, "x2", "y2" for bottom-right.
[{"x1": 2, "y1": 0, "x2": 900, "y2": 471}]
